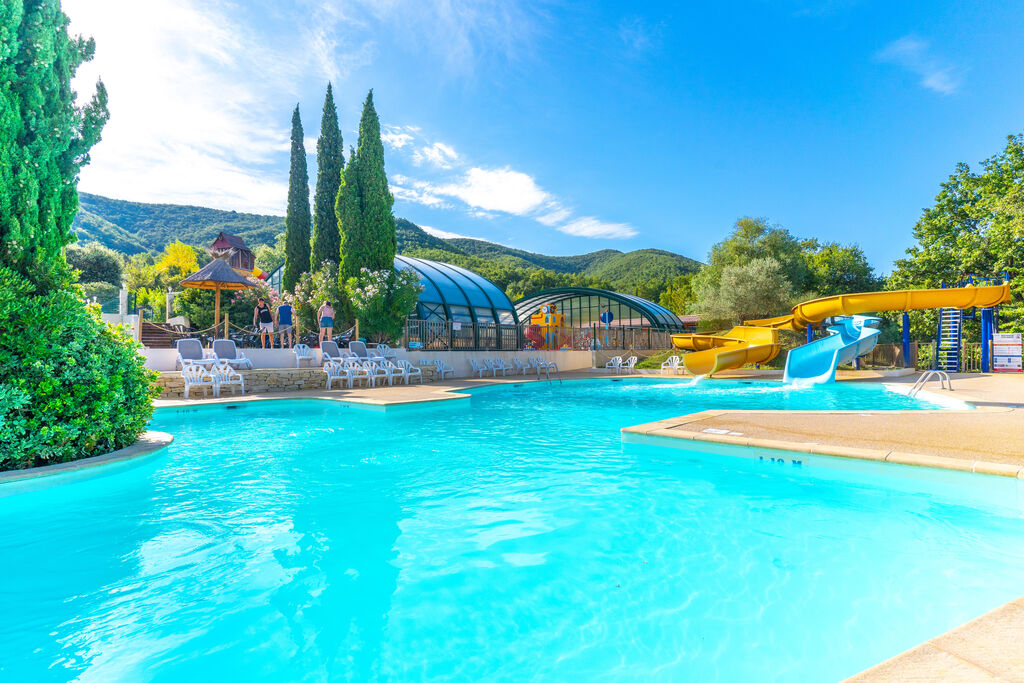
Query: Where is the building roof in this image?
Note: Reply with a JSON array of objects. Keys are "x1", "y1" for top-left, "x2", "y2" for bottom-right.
[
  {"x1": 513, "y1": 287, "x2": 688, "y2": 330},
  {"x1": 395, "y1": 255, "x2": 519, "y2": 324},
  {"x1": 180, "y1": 258, "x2": 254, "y2": 290},
  {"x1": 211, "y1": 232, "x2": 251, "y2": 253}
]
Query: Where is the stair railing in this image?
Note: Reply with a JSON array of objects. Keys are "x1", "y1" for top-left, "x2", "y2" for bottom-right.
[{"x1": 908, "y1": 369, "x2": 953, "y2": 398}]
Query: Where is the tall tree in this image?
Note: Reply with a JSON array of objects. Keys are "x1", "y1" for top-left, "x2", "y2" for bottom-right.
[
  {"x1": 310, "y1": 83, "x2": 343, "y2": 271},
  {"x1": 282, "y1": 105, "x2": 311, "y2": 292},
  {"x1": 1, "y1": 0, "x2": 109, "y2": 289},
  {"x1": 337, "y1": 90, "x2": 395, "y2": 280}
]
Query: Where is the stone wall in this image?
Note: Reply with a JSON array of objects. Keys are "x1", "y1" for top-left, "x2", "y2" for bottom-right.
[{"x1": 156, "y1": 368, "x2": 329, "y2": 399}]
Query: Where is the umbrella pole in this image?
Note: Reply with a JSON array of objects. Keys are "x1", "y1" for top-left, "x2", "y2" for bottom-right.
[{"x1": 215, "y1": 287, "x2": 221, "y2": 338}]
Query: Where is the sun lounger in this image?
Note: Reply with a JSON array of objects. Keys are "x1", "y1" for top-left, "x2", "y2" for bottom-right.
[
  {"x1": 320, "y1": 340, "x2": 343, "y2": 365},
  {"x1": 212, "y1": 339, "x2": 252, "y2": 370},
  {"x1": 176, "y1": 338, "x2": 217, "y2": 370}
]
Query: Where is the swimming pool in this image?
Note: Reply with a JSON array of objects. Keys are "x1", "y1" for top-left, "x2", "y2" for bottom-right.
[{"x1": 2, "y1": 379, "x2": 1021, "y2": 681}]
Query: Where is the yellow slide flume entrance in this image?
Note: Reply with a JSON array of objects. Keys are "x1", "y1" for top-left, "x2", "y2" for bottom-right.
[{"x1": 672, "y1": 283, "x2": 1010, "y2": 376}]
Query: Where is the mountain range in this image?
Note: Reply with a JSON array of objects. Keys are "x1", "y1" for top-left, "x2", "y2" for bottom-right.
[{"x1": 73, "y1": 192, "x2": 703, "y2": 284}]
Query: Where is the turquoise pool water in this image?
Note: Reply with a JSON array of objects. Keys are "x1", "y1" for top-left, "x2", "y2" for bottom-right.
[{"x1": 2, "y1": 379, "x2": 1022, "y2": 682}]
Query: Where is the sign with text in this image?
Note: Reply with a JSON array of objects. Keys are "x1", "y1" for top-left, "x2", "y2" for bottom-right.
[
  {"x1": 993, "y1": 332, "x2": 1022, "y2": 372},
  {"x1": 452, "y1": 322, "x2": 462, "y2": 331}
]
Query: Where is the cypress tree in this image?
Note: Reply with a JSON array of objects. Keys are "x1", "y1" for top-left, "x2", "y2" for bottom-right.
[
  {"x1": 1, "y1": 0, "x2": 109, "y2": 289},
  {"x1": 310, "y1": 83, "x2": 343, "y2": 271},
  {"x1": 282, "y1": 105, "x2": 311, "y2": 292},
  {"x1": 336, "y1": 90, "x2": 395, "y2": 280},
  {"x1": 336, "y1": 145, "x2": 362, "y2": 281}
]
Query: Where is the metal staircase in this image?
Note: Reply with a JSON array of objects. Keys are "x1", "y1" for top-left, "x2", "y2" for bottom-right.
[{"x1": 935, "y1": 307, "x2": 962, "y2": 371}]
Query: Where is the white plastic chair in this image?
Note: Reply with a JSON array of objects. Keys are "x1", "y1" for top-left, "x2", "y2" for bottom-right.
[
  {"x1": 375, "y1": 343, "x2": 399, "y2": 361},
  {"x1": 397, "y1": 359, "x2": 423, "y2": 384},
  {"x1": 604, "y1": 356, "x2": 623, "y2": 373},
  {"x1": 468, "y1": 359, "x2": 492, "y2": 377},
  {"x1": 512, "y1": 358, "x2": 530, "y2": 375},
  {"x1": 529, "y1": 357, "x2": 558, "y2": 379},
  {"x1": 384, "y1": 359, "x2": 409, "y2": 385},
  {"x1": 181, "y1": 364, "x2": 216, "y2": 399},
  {"x1": 484, "y1": 358, "x2": 512, "y2": 376},
  {"x1": 212, "y1": 339, "x2": 252, "y2": 370},
  {"x1": 209, "y1": 362, "x2": 245, "y2": 397},
  {"x1": 324, "y1": 361, "x2": 348, "y2": 389},
  {"x1": 661, "y1": 355, "x2": 681, "y2": 375},
  {"x1": 361, "y1": 359, "x2": 389, "y2": 387},
  {"x1": 176, "y1": 338, "x2": 216, "y2": 370},
  {"x1": 621, "y1": 356, "x2": 638, "y2": 375},
  {"x1": 434, "y1": 359, "x2": 455, "y2": 380},
  {"x1": 342, "y1": 360, "x2": 371, "y2": 388},
  {"x1": 294, "y1": 343, "x2": 315, "y2": 368}
]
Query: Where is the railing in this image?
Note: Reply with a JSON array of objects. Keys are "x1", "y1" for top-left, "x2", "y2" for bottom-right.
[
  {"x1": 858, "y1": 342, "x2": 918, "y2": 369},
  {"x1": 917, "y1": 341, "x2": 984, "y2": 372},
  {"x1": 401, "y1": 319, "x2": 677, "y2": 352}
]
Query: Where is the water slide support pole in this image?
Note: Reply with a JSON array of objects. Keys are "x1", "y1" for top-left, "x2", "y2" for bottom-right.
[
  {"x1": 806, "y1": 324, "x2": 814, "y2": 344},
  {"x1": 980, "y1": 308, "x2": 994, "y2": 372},
  {"x1": 901, "y1": 312, "x2": 911, "y2": 368}
]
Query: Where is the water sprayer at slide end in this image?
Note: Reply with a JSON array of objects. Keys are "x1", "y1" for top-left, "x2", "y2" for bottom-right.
[{"x1": 671, "y1": 281, "x2": 1011, "y2": 381}]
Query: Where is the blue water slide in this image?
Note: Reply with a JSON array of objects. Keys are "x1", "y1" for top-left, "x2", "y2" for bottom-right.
[{"x1": 783, "y1": 315, "x2": 882, "y2": 385}]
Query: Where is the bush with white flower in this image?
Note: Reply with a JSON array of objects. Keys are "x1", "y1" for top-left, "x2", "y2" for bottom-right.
[{"x1": 346, "y1": 268, "x2": 423, "y2": 343}]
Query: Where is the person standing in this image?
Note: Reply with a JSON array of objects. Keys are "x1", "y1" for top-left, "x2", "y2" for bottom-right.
[
  {"x1": 253, "y1": 297, "x2": 274, "y2": 349},
  {"x1": 277, "y1": 300, "x2": 295, "y2": 349},
  {"x1": 317, "y1": 300, "x2": 335, "y2": 346}
]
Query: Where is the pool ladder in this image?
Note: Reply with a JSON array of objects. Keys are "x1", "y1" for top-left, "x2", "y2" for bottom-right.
[{"x1": 908, "y1": 370, "x2": 953, "y2": 398}]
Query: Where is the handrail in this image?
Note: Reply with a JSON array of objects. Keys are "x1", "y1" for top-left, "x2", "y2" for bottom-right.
[{"x1": 908, "y1": 370, "x2": 953, "y2": 397}]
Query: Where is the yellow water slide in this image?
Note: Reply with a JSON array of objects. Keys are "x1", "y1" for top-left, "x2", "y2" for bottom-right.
[{"x1": 672, "y1": 283, "x2": 1011, "y2": 375}]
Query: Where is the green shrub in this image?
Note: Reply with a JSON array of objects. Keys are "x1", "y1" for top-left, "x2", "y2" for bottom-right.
[
  {"x1": 0, "y1": 266, "x2": 159, "y2": 470},
  {"x1": 346, "y1": 268, "x2": 422, "y2": 343}
]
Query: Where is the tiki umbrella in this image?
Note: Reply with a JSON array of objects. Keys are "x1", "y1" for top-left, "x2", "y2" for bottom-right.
[{"x1": 179, "y1": 259, "x2": 254, "y2": 338}]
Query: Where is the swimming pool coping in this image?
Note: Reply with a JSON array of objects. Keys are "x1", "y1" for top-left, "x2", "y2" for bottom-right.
[
  {"x1": 0, "y1": 431, "x2": 174, "y2": 485},
  {"x1": 843, "y1": 596, "x2": 1024, "y2": 681},
  {"x1": 621, "y1": 406, "x2": 1024, "y2": 479}
]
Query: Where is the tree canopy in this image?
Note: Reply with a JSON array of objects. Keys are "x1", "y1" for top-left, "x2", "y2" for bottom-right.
[
  {"x1": 311, "y1": 83, "x2": 343, "y2": 271},
  {"x1": 282, "y1": 105, "x2": 311, "y2": 292}
]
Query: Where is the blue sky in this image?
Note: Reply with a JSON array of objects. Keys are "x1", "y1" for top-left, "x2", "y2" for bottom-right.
[{"x1": 66, "y1": 0, "x2": 1024, "y2": 272}]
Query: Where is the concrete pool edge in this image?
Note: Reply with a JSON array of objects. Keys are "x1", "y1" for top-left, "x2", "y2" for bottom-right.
[
  {"x1": 0, "y1": 431, "x2": 174, "y2": 487},
  {"x1": 843, "y1": 596, "x2": 1024, "y2": 681},
  {"x1": 620, "y1": 406, "x2": 1024, "y2": 479}
]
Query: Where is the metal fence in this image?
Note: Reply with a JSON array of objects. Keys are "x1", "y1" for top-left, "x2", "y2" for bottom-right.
[
  {"x1": 858, "y1": 343, "x2": 918, "y2": 369},
  {"x1": 401, "y1": 319, "x2": 676, "y2": 352}
]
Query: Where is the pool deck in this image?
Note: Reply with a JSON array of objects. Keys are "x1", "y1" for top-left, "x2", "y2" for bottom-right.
[{"x1": 154, "y1": 369, "x2": 1024, "y2": 681}]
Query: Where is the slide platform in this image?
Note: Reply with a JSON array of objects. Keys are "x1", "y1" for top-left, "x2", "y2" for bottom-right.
[
  {"x1": 671, "y1": 283, "x2": 1011, "y2": 377},
  {"x1": 783, "y1": 315, "x2": 881, "y2": 385}
]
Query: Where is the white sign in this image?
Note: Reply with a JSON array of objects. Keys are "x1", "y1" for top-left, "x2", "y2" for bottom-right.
[
  {"x1": 993, "y1": 332, "x2": 1022, "y2": 373},
  {"x1": 452, "y1": 322, "x2": 462, "y2": 331}
]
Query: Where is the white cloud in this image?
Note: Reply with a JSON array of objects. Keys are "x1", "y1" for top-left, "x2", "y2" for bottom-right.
[
  {"x1": 413, "y1": 142, "x2": 460, "y2": 169},
  {"x1": 435, "y1": 167, "x2": 550, "y2": 215},
  {"x1": 876, "y1": 35, "x2": 962, "y2": 95},
  {"x1": 382, "y1": 131, "x2": 415, "y2": 149},
  {"x1": 64, "y1": 0, "x2": 369, "y2": 214},
  {"x1": 535, "y1": 206, "x2": 571, "y2": 226},
  {"x1": 419, "y1": 225, "x2": 483, "y2": 240},
  {"x1": 390, "y1": 177, "x2": 453, "y2": 209},
  {"x1": 558, "y1": 217, "x2": 637, "y2": 239}
]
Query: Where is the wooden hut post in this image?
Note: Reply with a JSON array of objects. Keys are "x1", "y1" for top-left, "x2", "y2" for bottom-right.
[{"x1": 214, "y1": 287, "x2": 221, "y2": 338}]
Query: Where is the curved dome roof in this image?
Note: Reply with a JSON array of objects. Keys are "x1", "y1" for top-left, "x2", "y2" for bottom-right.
[
  {"x1": 513, "y1": 287, "x2": 687, "y2": 330},
  {"x1": 395, "y1": 255, "x2": 519, "y2": 325}
]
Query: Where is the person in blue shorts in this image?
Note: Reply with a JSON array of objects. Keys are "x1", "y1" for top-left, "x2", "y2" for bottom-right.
[
  {"x1": 277, "y1": 301, "x2": 294, "y2": 349},
  {"x1": 317, "y1": 300, "x2": 335, "y2": 346}
]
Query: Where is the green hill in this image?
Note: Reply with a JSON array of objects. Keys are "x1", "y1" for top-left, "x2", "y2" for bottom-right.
[
  {"x1": 74, "y1": 193, "x2": 285, "y2": 253},
  {"x1": 71, "y1": 193, "x2": 702, "y2": 301}
]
